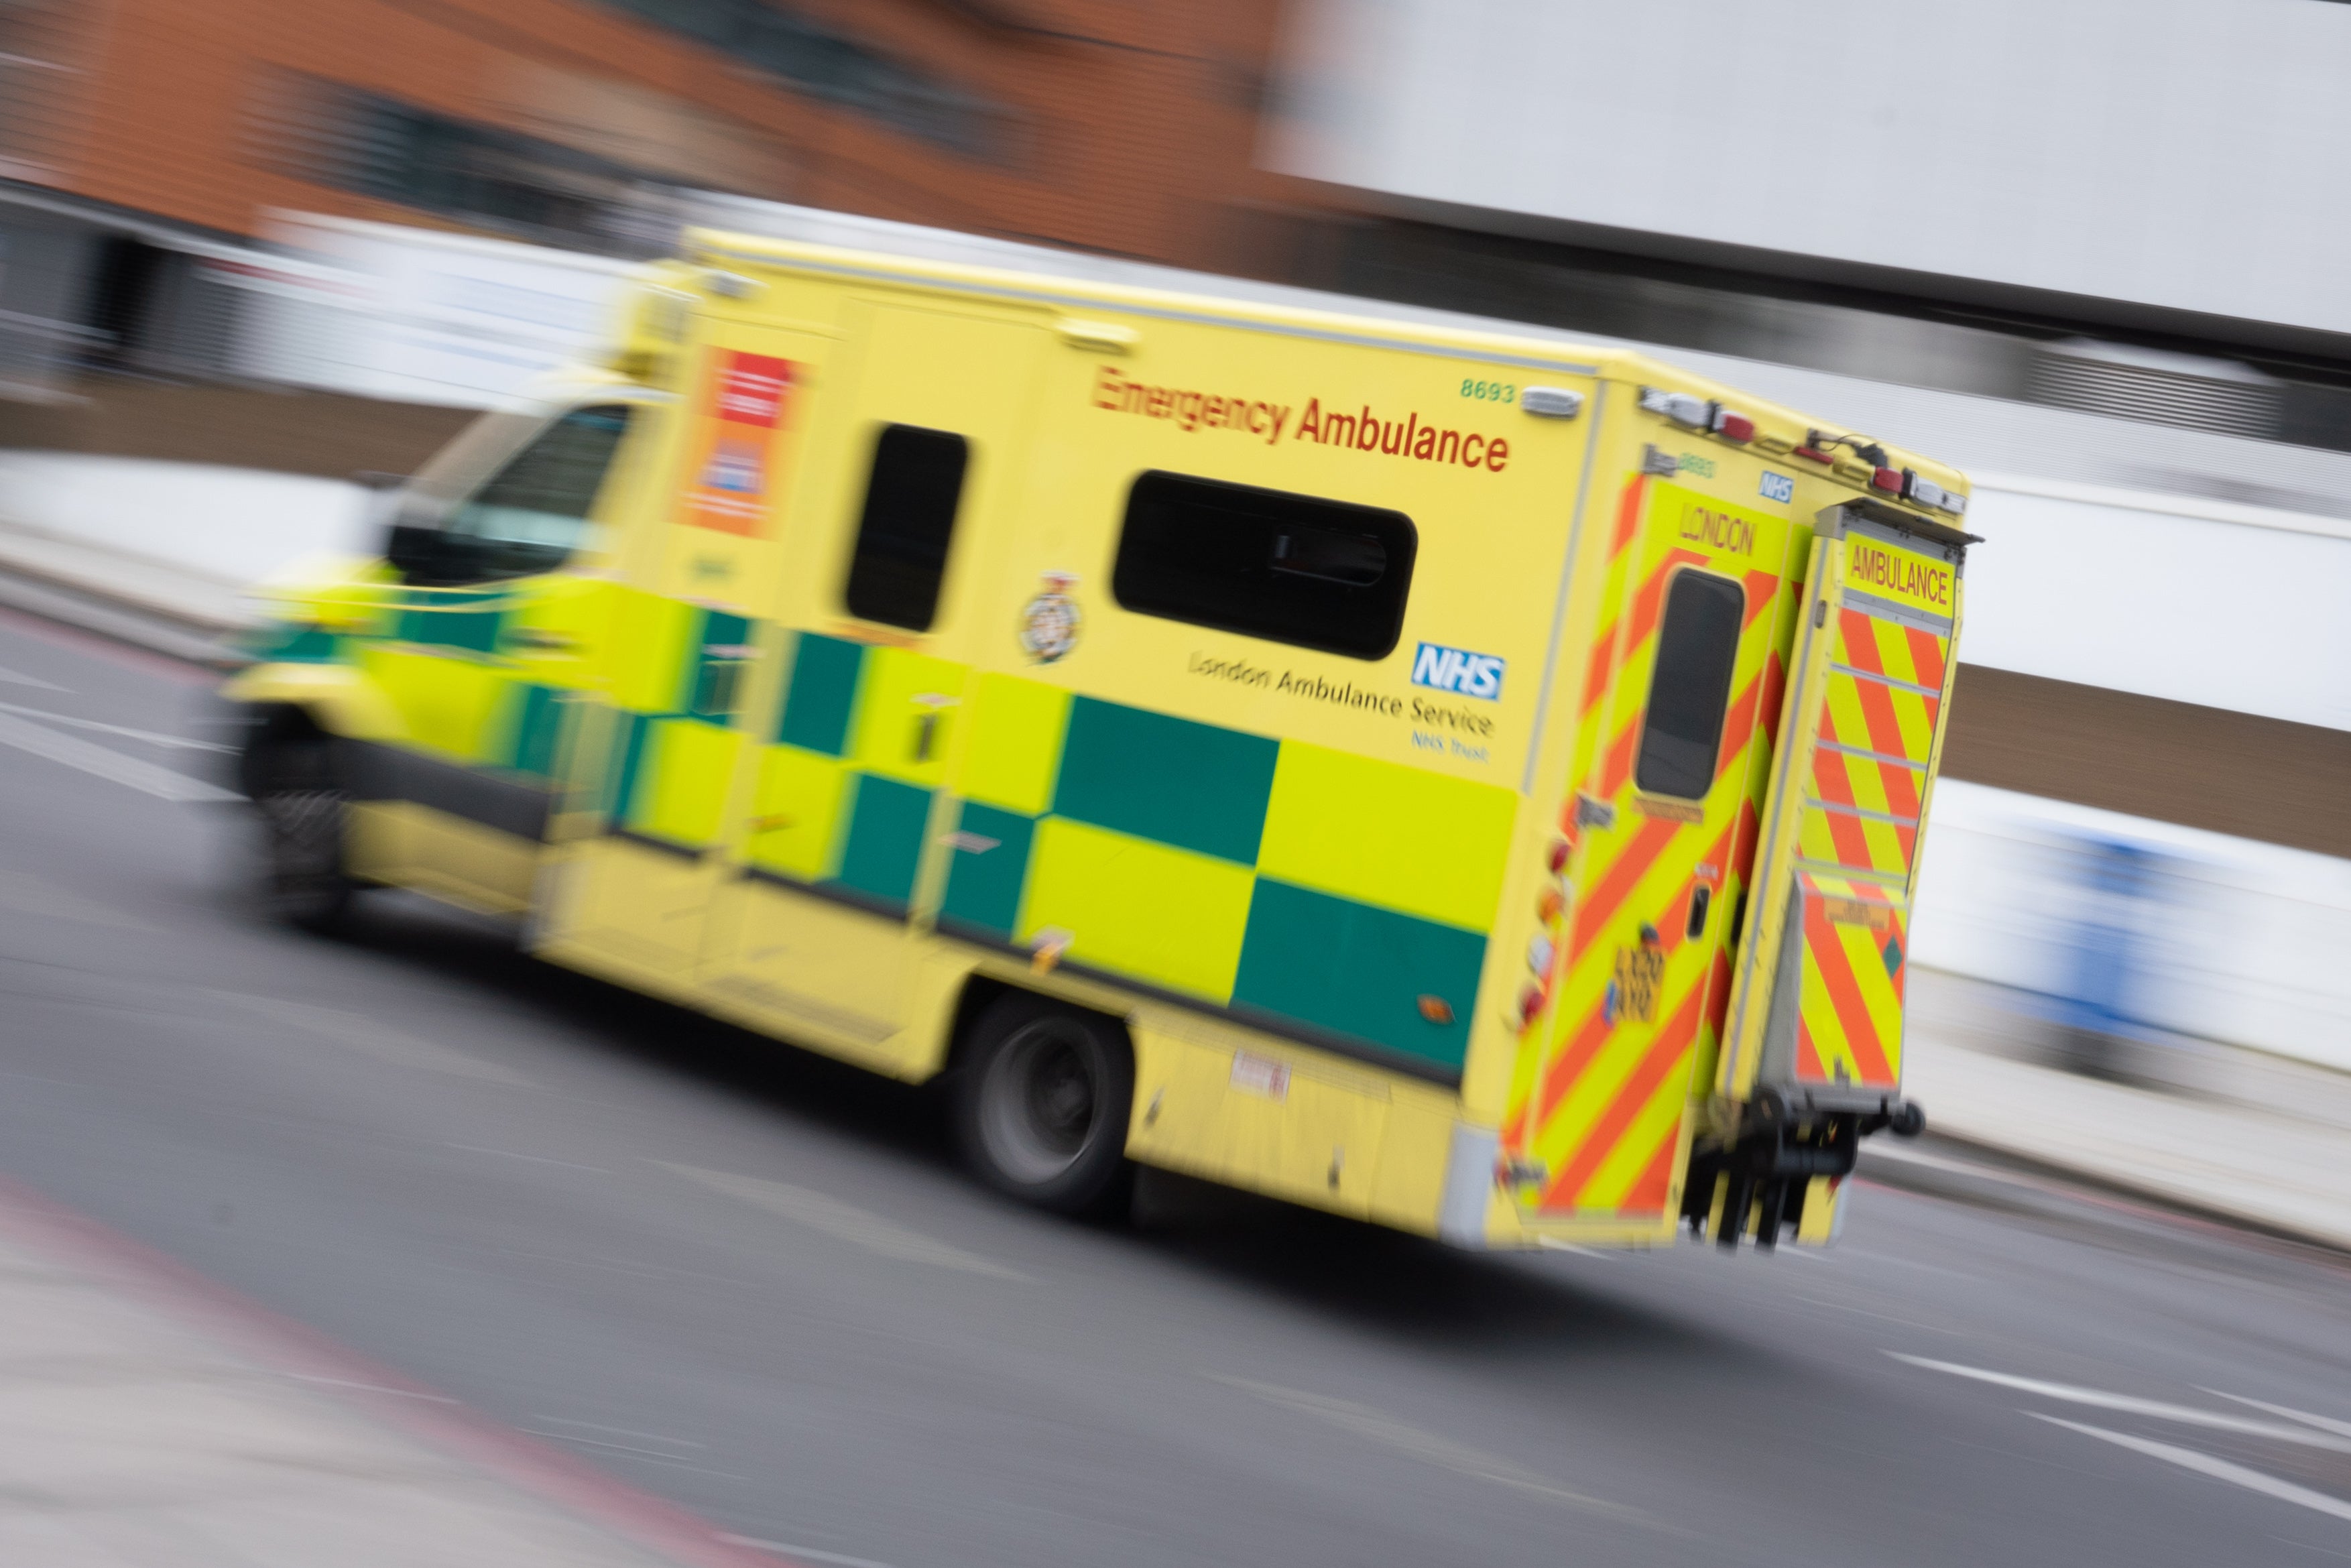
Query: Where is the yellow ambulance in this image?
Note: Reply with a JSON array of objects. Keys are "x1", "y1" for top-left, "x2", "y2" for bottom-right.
[{"x1": 225, "y1": 231, "x2": 1972, "y2": 1250}]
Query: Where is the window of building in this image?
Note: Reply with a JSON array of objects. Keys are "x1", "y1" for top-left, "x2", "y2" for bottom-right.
[
  {"x1": 589, "y1": 0, "x2": 1012, "y2": 160},
  {"x1": 249, "y1": 74, "x2": 673, "y2": 257},
  {"x1": 843, "y1": 424, "x2": 970, "y2": 630},
  {"x1": 1635, "y1": 569, "x2": 1746, "y2": 799},
  {"x1": 401, "y1": 405, "x2": 634, "y2": 585},
  {"x1": 1111, "y1": 471, "x2": 1416, "y2": 660}
]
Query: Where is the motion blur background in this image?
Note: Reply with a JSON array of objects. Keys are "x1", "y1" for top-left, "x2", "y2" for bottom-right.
[
  {"x1": 0, "y1": 3, "x2": 2348, "y2": 1562},
  {"x1": 0, "y1": 0, "x2": 2340, "y2": 1069}
]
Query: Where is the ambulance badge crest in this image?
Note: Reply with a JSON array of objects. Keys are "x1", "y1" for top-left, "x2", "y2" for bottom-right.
[{"x1": 1018, "y1": 572, "x2": 1081, "y2": 663}]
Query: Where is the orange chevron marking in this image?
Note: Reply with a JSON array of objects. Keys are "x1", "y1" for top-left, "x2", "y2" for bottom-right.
[
  {"x1": 1803, "y1": 900, "x2": 1894, "y2": 1083},
  {"x1": 1877, "y1": 756, "x2": 1923, "y2": 821},
  {"x1": 1601, "y1": 721, "x2": 1637, "y2": 799},
  {"x1": 1620, "y1": 1127, "x2": 1681, "y2": 1213},
  {"x1": 1717, "y1": 669, "x2": 1763, "y2": 780},
  {"x1": 1570, "y1": 814, "x2": 1682, "y2": 954},
  {"x1": 1583, "y1": 627, "x2": 1618, "y2": 709},
  {"x1": 1839, "y1": 609, "x2": 1883, "y2": 674},
  {"x1": 1703, "y1": 944, "x2": 1735, "y2": 1038},
  {"x1": 1853, "y1": 673, "x2": 1930, "y2": 764},
  {"x1": 1535, "y1": 1004, "x2": 1611, "y2": 1127},
  {"x1": 1741, "y1": 569, "x2": 1781, "y2": 627},
  {"x1": 1553, "y1": 983, "x2": 1704, "y2": 1203},
  {"x1": 1797, "y1": 1020, "x2": 1827, "y2": 1079},
  {"x1": 1730, "y1": 797, "x2": 1761, "y2": 884},
  {"x1": 1760, "y1": 650, "x2": 1789, "y2": 747},
  {"x1": 1810, "y1": 754, "x2": 1876, "y2": 867},
  {"x1": 1612, "y1": 478, "x2": 1645, "y2": 556},
  {"x1": 1905, "y1": 624, "x2": 1948, "y2": 690}
]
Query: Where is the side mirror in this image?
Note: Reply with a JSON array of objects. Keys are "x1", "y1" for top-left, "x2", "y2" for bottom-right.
[{"x1": 383, "y1": 520, "x2": 456, "y2": 585}]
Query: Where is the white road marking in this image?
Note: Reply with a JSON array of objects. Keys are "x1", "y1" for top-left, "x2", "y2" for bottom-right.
[
  {"x1": 2033, "y1": 1416, "x2": 2351, "y2": 1524},
  {"x1": 1890, "y1": 1355, "x2": 2351, "y2": 1453},
  {"x1": 1537, "y1": 1238, "x2": 1613, "y2": 1258},
  {"x1": 0, "y1": 664, "x2": 66, "y2": 691},
  {"x1": 210, "y1": 992, "x2": 532, "y2": 1086},
  {"x1": 0, "y1": 697, "x2": 232, "y2": 751},
  {"x1": 1208, "y1": 1373, "x2": 1661, "y2": 1528},
  {"x1": 526, "y1": 1414, "x2": 703, "y2": 1449},
  {"x1": 286, "y1": 1373, "x2": 457, "y2": 1404},
  {"x1": 654, "y1": 1162, "x2": 1030, "y2": 1282},
  {"x1": 2207, "y1": 1391, "x2": 2351, "y2": 1441},
  {"x1": 0, "y1": 709, "x2": 237, "y2": 802},
  {"x1": 723, "y1": 1535, "x2": 898, "y2": 1568},
  {"x1": 445, "y1": 1143, "x2": 610, "y2": 1173}
]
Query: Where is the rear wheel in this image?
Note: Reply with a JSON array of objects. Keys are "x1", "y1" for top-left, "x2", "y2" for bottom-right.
[
  {"x1": 954, "y1": 992, "x2": 1134, "y2": 1217},
  {"x1": 249, "y1": 740, "x2": 356, "y2": 932}
]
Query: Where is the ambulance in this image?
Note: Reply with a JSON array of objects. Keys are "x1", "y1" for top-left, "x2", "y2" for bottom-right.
[{"x1": 225, "y1": 230, "x2": 1970, "y2": 1250}]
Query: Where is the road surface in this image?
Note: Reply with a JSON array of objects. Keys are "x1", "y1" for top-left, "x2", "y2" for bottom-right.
[{"x1": 2, "y1": 607, "x2": 2349, "y2": 1567}]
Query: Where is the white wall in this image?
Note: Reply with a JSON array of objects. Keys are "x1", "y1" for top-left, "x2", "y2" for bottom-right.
[
  {"x1": 1911, "y1": 779, "x2": 2351, "y2": 1068},
  {"x1": 235, "y1": 213, "x2": 636, "y2": 409},
  {"x1": 0, "y1": 454, "x2": 370, "y2": 585},
  {"x1": 1958, "y1": 478, "x2": 2351, "y2": 731},
  {"x1": 1272, "y1": 0, "x2": 2351, "y2": 337}
]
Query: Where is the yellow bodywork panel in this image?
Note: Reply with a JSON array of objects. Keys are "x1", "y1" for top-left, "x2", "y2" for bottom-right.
[
  {"x1": 1018, "y1": 818, "x2": 1254, "y2": 1002},
  {"x1": 607, "y1": 589, "x2": 697, "y2": 713},
  {"x1": 219, "y1": 662, "x2": 404, "y2": 741},
  {"x1": 358, "y1": 647, "x2": 507, "y2": 763},
  {"x1": 631, "y1": 718, "x2": 745, "y2": 848},
  {"x1": 1256, "y1": 741, "x2": 1516, "y2": 932},
  {"x1": 848, "y1": 647, "x2": 971, "y2": 791},
  {"x1": 746, "y1": 745, "x2": 854, "y2": 880},
  {"x1": 958, "y1": 674, "x2": 1071, "y2": 817}
]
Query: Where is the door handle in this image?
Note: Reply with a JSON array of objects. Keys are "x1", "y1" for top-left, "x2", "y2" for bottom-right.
[{"x1": 909, "y1": 693, "x2": 957, "y2": 762}]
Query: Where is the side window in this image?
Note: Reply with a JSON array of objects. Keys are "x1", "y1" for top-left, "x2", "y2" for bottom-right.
[
  {"x1": 1111, "y1": 471, "x2": 1415, "y2": 660},
  {"x1": 438, "y1": 405, "x2": 634, "y2": 582},
  {"x1": 1635, "y1": 569, "x2": 1745, "y2": 798},
  {"x1": 843, "y1": 424, "x2": 969, "y2": 631}
]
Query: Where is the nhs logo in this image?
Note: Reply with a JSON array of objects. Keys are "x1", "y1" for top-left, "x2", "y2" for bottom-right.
[{"x1": 1412, "y1": 642, "x2": 1505, "y2": 701}]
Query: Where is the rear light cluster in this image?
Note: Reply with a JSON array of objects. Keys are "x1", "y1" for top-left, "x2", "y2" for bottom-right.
[
  {"x1": 1638, "y1": 386, "x2": 1756, "y2": 446},
  {"x1": 1794, "y1": 430, "x2": 1968, "y2": 517},
  {"x1": 1520, "y1": 830, "x2": 1577, "y2": 1028}
]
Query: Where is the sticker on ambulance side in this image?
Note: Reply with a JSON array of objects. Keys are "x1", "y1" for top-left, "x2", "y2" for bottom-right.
[
  {"x1": 1759, "y1": 471, "x2": 1795, "y2": 503},
  {"x1": 1017, "y1": 571, "x2": 1081, "y2": 662},
  {"x1": 1411, "y1": 642, "x2": 1505, "y2": 701}
]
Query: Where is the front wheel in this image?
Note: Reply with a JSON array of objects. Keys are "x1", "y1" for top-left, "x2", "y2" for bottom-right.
[
  {"x1": 250, "y1": 741, "x2": 357, "y2": 933},
  {"x1": 954, "y1": 993, "x2": 1135, "y2": 1218}
]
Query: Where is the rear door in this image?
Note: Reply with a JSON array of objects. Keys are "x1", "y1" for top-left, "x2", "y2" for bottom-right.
[
  {"x1": 1717, "y1": 507, "x2": 1966, "y2": 1111},
  {"x1": 1516, "y1": 473, "x2": 1800, "y2": 1222}
]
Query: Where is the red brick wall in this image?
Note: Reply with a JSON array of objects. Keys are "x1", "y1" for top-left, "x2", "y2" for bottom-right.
[{"x1": 43, "y1": 0, "x2": 1303, "y2": 270}]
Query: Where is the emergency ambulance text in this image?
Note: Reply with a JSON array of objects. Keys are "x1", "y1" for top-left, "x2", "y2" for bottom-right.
[
  {"x1": 1294, "y1": 399, "x2": 1507, "y2": 472},
  {"x1": 1848, "y1": 540, "x2": 1953, "y2": 609},
  {"x1": 1093, "y1": 367, "x2": 1291, "y2": 446}
]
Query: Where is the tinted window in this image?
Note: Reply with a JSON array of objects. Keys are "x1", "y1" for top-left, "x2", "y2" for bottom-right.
[
  {"x1": 1636, "y1": 570, "x2": 1745, "y2": 798},
  {"x1": 843, "y1": 424, "x2": 969, "y2": 631},
  {"x1": 432, "y1": 404, "x2": 632, "y2": 583},
  {"x1": 1111, "y1": 471, "x2": 1415, "y2": 660}
]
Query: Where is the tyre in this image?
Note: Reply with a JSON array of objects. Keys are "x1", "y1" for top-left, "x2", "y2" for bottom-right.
[
  {"x1": 249, "y1": 740, "x2": 357, "y2": 933},
  {"x1": 954, "y1": 991, "x2": 1135, "y2": 1217}
]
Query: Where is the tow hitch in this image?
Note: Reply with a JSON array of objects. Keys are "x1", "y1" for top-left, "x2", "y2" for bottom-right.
[{"x1": 1683, "y1": 1092, "x2": 1924, "y2": 1249}]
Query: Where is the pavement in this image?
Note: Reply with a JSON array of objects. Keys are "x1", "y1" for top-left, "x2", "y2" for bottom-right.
[
  {"x1": 7, "y1": 538, "x2": 2351, "y2": 1563},
  {"x1": 0, "y1": 1188, "x2": 769, "y2": 1568}
]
